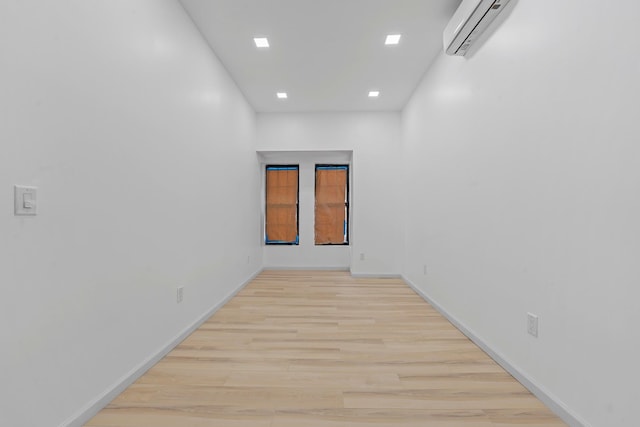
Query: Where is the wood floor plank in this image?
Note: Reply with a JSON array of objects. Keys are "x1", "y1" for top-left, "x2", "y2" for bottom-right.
[{"x1": 85, "y1": 270, "x2": 565, "y2": 426}]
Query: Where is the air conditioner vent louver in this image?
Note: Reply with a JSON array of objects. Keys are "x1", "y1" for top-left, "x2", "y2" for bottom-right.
[{"x1": 443, "y1": 0, "x2": 510, "y2": 56}]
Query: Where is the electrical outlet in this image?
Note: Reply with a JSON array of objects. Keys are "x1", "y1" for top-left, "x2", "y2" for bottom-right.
[
  {"x1": 527, "y1": 312, "x2": 538, "y2": 337},
  {"x1": 177, "y1": 287, "x2": 184, "y2": 304},
  {"x1": 247, "y1": 255, "x2": 250, "y2": 264},
  {"x1": 360, "y1": 253, "x2": 365, "y2": 261},
  {"x1": 423, "y1": 264, "x2": 427, "y2": 275}
]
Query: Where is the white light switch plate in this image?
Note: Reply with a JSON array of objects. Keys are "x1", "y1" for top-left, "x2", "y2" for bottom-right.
[
  {"x1": 527, "y1": 312, "x2": 539, "y2": 337},
  {"x1": 14, "y1": 185, "x2": 38, "y2": 216}
]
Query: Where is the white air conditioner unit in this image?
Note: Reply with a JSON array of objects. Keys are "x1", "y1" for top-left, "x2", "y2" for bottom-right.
[{"x1": 443, "y1": 0, "x2": 510, "y2": 56}]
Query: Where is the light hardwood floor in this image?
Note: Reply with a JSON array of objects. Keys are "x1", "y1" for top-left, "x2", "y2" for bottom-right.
[{"x1": 85, "y1": 270, "x2": 566, "y2": 427}]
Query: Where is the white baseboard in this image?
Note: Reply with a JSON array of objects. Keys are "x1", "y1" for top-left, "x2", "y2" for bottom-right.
[
  {"x1": 61, "y1": 268, "x2": 264, "y2": 427},
  {"x1": 264, "y1": 266, "x2": 350, "y2": 271},
  {"x1": 350, "y1": 272, "x2": 402, "y2": 278},
  {"x1": 401, "y1": 275, "x2": 590, "y2": 427}
]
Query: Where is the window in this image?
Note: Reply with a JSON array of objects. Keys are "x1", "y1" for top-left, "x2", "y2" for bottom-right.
[
  {"x1": 315, "y1": 165, "x2": 349, "y2": 245},
  {"x1": 265, "y1": 165, "x2": 299, "y2": 245}
]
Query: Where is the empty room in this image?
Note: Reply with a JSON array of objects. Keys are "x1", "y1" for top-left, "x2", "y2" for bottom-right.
[{"x1": 2, "y1": 1, "x2": 638, "y2": 426}]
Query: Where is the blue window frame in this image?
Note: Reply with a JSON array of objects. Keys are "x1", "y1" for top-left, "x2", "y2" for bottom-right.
[{"x1": 265, "y1": 165, "x2": 299, "y2": 245}]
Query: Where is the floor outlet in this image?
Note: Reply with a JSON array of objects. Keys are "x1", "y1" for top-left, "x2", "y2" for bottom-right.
[{"x1": 527, "y1": 312, "x2": 538, "y2": 337}]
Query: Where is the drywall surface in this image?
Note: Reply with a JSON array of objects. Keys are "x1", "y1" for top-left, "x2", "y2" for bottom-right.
[
  {"x1": 257, "y1": 113, "x2": 402, "y2": 275},
  {"x1": 402, "y1": 1, "x2": 640, "y2": 426},
  {"x1": 0, "y1": 1, "x2": 261, "y2": 425}
]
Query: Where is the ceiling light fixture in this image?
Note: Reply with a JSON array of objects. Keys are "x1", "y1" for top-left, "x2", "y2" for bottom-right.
[
  {"x1": 368, "y1": 91, "x2": 380, "y2": 98},
  {"x1": 277, "y1": 92, "x2": 288, "y2": 99},
  {"x1": 385, "y1": 34, "x2": 402, "y2": 45},
  {"x1": 254, "y1": 37, "x2": 269, "y2": 48}
]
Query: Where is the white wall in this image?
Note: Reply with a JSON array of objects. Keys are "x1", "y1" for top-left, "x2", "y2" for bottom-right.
[
  {"x1": 402, "y1": 1, "x2": 640, "y2": 426},
  {"x1": 257, "y1": 113, "x2": 403, "y2": 275},
  {"x1": 0, "y1": 1, "x2": 261, "y2": 426}
]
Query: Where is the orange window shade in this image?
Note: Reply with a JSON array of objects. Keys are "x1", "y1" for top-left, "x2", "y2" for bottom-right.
[
  {"x1": 266, "y1": 167, "x2": 299, "y2": 244},
  {"x1": 315, "y1": 167, "x2": 348, "y2": 245}
]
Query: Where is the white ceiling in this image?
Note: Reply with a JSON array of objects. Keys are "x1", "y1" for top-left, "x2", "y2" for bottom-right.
[{"x1": 178, "y1": 0, "x2": 462, "y2": 113}]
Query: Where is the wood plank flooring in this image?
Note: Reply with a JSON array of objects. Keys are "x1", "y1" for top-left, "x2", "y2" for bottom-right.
[{"x1": 85, "y1": 270, "x2": 565, "y2": 426}]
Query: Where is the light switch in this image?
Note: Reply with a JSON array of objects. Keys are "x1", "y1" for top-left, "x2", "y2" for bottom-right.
[
  {"x1": 14, "y1": 185, "x2": 37, "y2": 216},
  {"x1": 23, "y1": 193, "x2": 34, "y2": 208}
]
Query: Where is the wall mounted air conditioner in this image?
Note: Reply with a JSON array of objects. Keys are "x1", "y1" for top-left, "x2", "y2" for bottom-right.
[{"x1": 443, "y1": 0, "x2": 510, "y2": 56}]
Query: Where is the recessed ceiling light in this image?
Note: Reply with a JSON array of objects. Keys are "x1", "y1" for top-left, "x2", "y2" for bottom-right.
[
  {"x1": 277, "y1": 92, "x2": 288, "y2": 99},
  {"x1": 254, "y1": 37, "x2": 269, "y2": 48},
  {"x1": 385, "y1": 34, "x2": 402, "y2": 45},
  {"x1": 368, "y1": 91, "x2": 380, "y2": 98}
]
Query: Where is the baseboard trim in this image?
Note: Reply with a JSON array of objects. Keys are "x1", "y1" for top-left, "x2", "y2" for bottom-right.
[
  {"x1": 264, "y1": 266, "x2": 350, "y2": 271},
  {"x1": 401, "y1": 275, "x2": 589, "y2": 427},
  {"x1": 61, "y1": 268, "x2": 264, "y2": 427},
  {"x1": 350, "y1": 272, "x2": 402, "y2": 278}
]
